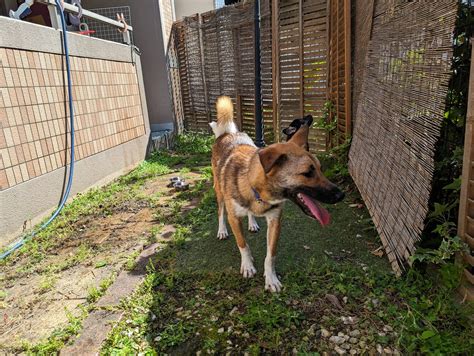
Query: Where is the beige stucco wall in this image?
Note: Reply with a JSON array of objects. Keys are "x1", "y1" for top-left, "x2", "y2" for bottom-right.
[{"x1": 174, "y1": 0, "x2": 214, "y2": 19}]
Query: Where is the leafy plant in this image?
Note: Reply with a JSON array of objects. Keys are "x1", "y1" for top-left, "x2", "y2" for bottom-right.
[
  {"x1": 313, "y1": 101, "x2": 337, "y2": 133},
  {"x1": 414, "y1": 178, "x2": 467, "y2": 265}
]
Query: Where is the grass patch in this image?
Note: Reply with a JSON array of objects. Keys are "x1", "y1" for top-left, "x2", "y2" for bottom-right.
[
  {"x1": 99, "y1": 143, "x2": 473, "y2": 355},
  {"x1": 3, "y1": 133, "x2": 471, "y2": 354}
]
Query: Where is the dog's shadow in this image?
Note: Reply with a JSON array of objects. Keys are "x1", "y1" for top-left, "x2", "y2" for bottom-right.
[{"x1": 171, "y1": 201, "x2": 388, "y2": 275}]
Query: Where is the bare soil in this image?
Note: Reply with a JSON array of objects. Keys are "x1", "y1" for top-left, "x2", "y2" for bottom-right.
[{"x1": 0, "y1": 171, "x2": 203, "y2": 350}]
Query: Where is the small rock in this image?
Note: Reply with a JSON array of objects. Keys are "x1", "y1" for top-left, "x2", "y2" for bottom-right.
[
  {"x1": 302, "y1": 336, "x2": 309, "y2": 342},
  {"x1": 383, "y1": 325, "x2": 393, "y2": 333},
  {"x1": 196, "y1": 351, "x2": 202, "y2": 356},
  {"x1": 358, "y1": 340, "x2": 366, "y2": 348},
  {"x1": 321, "y1": 328, "x2": 331, "y2": 338},
  {"x1": 242, "y1": 332, "x2": 250, "y2": 338},
  {"x1": 218, "y1": 327, "x2": 224, "y2": 334},
  {"x1": 350, "y1": 350, "x2": 357, "y2": 355},
  {"x1": 341, "y1": 343, "x2": 351, "y2": 350},
  {"x1": 338, "y1": 332, "x2": 345, "y2": 337},
  {"x1": 372, "y1": 298, "x2": 379, "y2": 307},
  {"x1": 226, "y1": 340, "x2": 232, "y2": 345},
  {"x1": 356, "y1": 234, "x2": 362, "y2": 238},
  {"x1": 349, "y1": 330, "x2": 361, "y2": 337},
  {"x1": 292, "y1": 348, "x2": 298, "y2": 355},
  {"x1": 334, "y1": 346, "x2": 346, "y2": 355},
  {"x1": 378, "y1": 332, "x2": 386, "y2": 337},
  {"x1": 384, "y1": 348, "x2": 392, "y2": 354},
  {"x1": 329, "y1": 336, "x2": 345, "y2": 345},
  {"x1": 343, "y1": 296, "x2": 348, "y2": 303},
  {"x1": 341, "y1": 316, "x2": 356, "y2": 325},
  {"x1": 349, "y1": 337, "x2": 358, "y2": 344},
  {"x1": 376, "y1": 344, "x2": 383, "y2": 354}
]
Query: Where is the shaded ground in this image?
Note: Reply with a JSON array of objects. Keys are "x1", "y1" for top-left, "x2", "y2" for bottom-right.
[{"x1": 0, "y1": 134, "x2": 472, "y2": 354}]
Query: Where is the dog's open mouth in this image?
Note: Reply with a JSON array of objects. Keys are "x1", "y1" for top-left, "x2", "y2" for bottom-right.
[{"x1": 295, "y1": 192, "x2": 330, "y2": 227}]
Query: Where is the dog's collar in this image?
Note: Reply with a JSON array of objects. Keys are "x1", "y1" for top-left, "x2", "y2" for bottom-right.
[{"x1": 252, "y1": 187, "x2": 266, "y2": 204}]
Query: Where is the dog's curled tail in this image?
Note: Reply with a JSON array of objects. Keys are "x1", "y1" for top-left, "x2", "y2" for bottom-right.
[{"x1": 210, "y1": 96, "x2": 237, "y2": 138}]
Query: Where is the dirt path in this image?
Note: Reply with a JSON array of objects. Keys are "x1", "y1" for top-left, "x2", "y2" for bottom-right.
[{"x1": 0, "y1": 171, "x2": 204, "y2": 352}]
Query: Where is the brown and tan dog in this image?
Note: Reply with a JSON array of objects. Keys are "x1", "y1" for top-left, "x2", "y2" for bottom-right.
[{"x1": 210, "y1": 96, "x2": 344, "y2": 292}]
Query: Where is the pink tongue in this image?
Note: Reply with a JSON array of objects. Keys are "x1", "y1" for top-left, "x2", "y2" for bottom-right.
[{"x1": 300, "y1": 193, "x2": 331, "y2": 227}]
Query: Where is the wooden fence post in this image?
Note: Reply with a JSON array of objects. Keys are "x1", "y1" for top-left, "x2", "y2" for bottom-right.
[
  {"x1": 271, "y1": 0, "x2": 280, "y2": 142},
  {"x1": 344, "y1": 0, "x2": 351, "y2": 137},
  {"x1": 457, "y1": 39, "x2": 474, "y2": 302}
]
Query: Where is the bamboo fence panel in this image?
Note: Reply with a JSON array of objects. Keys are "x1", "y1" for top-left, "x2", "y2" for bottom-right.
[
  {"x1": 349, "y1": 0, "x2": 458, "y2": 273},
  {"x1": 327, "y1": 0, "x2": 351, "y2": 144},
  {"x1": 352, "y1": 0, "x2": 375, "y2": 124},
  {"x1": 457, "y1": 40, "x2": 474, "y2": 302},
  {"x1": 166, "y1": 26, "x2": 185, "y2": 134}
]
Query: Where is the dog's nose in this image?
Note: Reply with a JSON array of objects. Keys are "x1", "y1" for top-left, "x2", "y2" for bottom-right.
[{"x1": 334, "y1": 190, "x2": 345, "y2": 202}]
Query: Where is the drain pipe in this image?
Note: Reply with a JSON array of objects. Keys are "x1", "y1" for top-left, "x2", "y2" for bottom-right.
[{"x1": 254, "y1": 0, "x2": 265, "y2": 147}]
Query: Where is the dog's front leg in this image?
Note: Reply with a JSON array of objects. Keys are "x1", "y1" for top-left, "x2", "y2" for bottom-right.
[
  {"x1": 227, "y1": 212, "x2": 256, "y2": 278},
  {"x1": 264, "y1": 209, "x2": 283, "y2": 292},
  {"x1": 247, "y1": 213, "x2": 260, "y2": 232}
]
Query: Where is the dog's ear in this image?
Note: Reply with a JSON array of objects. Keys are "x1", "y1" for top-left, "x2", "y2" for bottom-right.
[
  {"x1": 258, "y1": 146, "x2": 288, "y2": 174},
  {"x1": 288, "y1": 125, "x2": 310, "y2": 148},
  {"x1": 304, "y1": 115, "x2": 313, "y2": 126},
  {"x1": 282, "y1": 126, "x2": 297, "y2": 136}
]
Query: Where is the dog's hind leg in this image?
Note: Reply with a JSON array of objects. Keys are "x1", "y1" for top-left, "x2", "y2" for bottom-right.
[
  {"x1": 247, "y1": 213, "x2": 260, "y2": 233},
  {"x1": 214, "y1": 182, "x2": 228, "y2": 240},
  {"x1": 227, "y1": 212, "x2": 256, "y2": 278}
]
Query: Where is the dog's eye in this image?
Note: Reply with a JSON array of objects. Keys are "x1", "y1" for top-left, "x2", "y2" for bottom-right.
[{"x1": 301, "y1": 165, "x2": 315, "y2": 178}]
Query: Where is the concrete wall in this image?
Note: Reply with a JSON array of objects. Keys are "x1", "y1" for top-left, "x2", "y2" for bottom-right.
[
  {"x1": 174, "y1": 0, "x2": 214, "y2": 19},
  {"x1": 82, "y1": 0, "x2": 173, "y2": 131},
  {"x1": 0, "y1": 16, "x2": 150, "y2": 247}
]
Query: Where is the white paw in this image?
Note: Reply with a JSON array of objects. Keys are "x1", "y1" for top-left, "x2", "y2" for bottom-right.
[
  {"x1": 247, "y1": 214, "x2": 260, "y2": 233},
  {"x1": 217, "y1": 229, "x2": 229, "y2": 240},
  {"x1": 241, "y1": 262, "x2": 257, "y2": 278},
  {"x1": 248, "y1": 221, "x2": 260, "y2": 233},
  {"x1": 264, "y1": 273, "x2": 282, "y2": 292}
]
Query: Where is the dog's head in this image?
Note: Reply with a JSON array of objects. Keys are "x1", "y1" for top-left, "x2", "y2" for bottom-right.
[
  {"x1": 282, "y1": 115, "x2": 313, "y2": 150},
  {"x1": 258, "y1": 125, "x2": 344, "y2": 226}
]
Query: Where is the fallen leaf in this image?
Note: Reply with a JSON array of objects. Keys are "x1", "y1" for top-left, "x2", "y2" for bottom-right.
[
  {"x1": 95, "y1": 260, "x2": 108, "y2": 268},
  {"x1": 325, "y1": 293, "x2": 343, "y2": 309},
  {"x1": 371, "y1": 247, "x2": 384, "y2": 257},
  {"x1": 303, "y1": 245, "x2": 310, "y2": 250}
]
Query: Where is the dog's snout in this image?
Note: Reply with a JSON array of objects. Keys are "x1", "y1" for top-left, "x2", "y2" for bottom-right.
[{"x1": 333, "y1": 189, "x2": 345, "y2": 202}]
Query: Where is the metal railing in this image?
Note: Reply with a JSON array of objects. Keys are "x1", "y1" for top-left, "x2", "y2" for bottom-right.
[{"x1": 37, "y1": 0, "x2": 133, "y2": 44}]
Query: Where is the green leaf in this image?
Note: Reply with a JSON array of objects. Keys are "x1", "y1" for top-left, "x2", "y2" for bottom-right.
[
  {"x1": 420, "y1": 330, "x2": 436, "y2": 340},
  {"x1": 95, "y1": 260, "x2": 108, "y2": 268},
  {"x1": 442, "y1": 177, "x2": 461, "y2": 191},
  {"x1": 428, "y1": 203, "x2": 448, "y2": 218}
]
